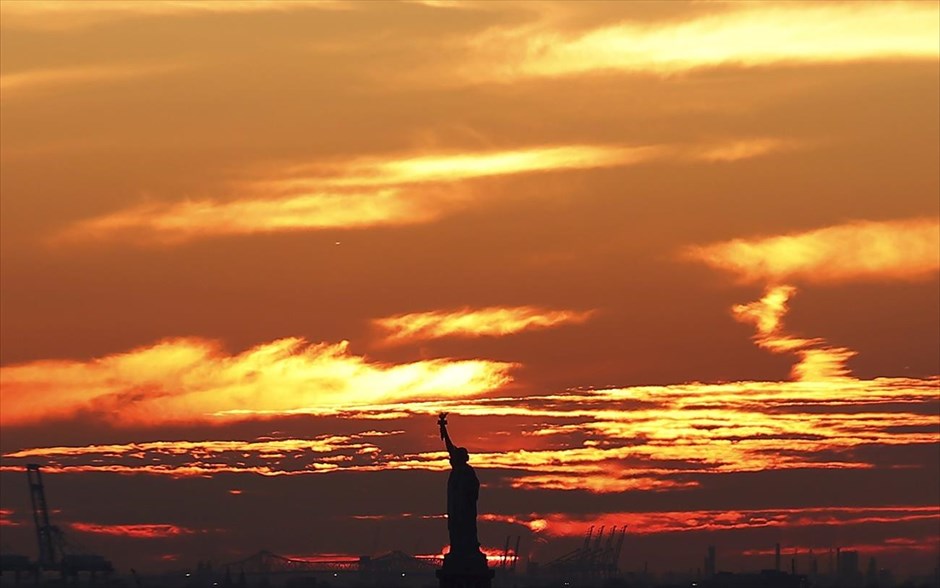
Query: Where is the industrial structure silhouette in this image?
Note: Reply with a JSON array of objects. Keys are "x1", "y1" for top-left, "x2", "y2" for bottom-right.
[{"x1": 1, "y1": 459, "x2": 934, "y2": 587}]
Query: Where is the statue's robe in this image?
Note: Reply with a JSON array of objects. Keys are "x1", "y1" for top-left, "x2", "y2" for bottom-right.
[{"x1": 447, "y1": 462, "x2": 480, "y2": 554}]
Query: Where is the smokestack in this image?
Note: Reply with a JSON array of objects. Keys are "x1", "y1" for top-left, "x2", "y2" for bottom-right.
[
  {"x1": 705, "y1": 545, "x2": 716, "y2": 577},
  {"x1": 775, "y1": 543, "x2": 781, "y2": 572}
]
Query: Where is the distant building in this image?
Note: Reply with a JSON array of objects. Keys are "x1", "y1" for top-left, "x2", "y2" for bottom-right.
[
  {"x1": 704, "y1": 545, "x2": 716, "y2": 578},
  {"x1": 838, "y1": 549, "x2": 860, "y2": 585}
]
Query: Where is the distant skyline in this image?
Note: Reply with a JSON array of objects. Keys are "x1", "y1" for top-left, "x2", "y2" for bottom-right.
[{"x1": 1, "y1": 0, "x2": 938, "y2": 578}]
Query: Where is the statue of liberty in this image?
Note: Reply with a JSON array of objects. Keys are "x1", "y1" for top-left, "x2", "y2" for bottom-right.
[{"x1": 438, "y1": 412, "x2": 482, "y2": 557}]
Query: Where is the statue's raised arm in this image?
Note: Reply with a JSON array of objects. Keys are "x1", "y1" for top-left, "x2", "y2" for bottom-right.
[{"x1": 438, "y1": 412, "x2": 456, "y2": 457}]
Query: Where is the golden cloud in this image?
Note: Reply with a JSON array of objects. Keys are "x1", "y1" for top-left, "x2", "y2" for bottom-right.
[
  {"x1": 732, "y1": 285, "x2": 856, "y2": 381},
  {"x1": 3, "y1": 433, "x2": 394, "y2": 459},
  {"x1": 5, "y1": 371, "x2": 935, "y2": 490},
  {"x1": 0, "y1": 64, "x2": 185, "y2": 98},
  {"x1": 466, "y1": 2, "x2": 939, "y2": 81},
  {"x1": 0, "y1": 338, "x2": 515, "y2": 426},
  {"x1": 54, "y1": 188, "x2": 447, "y2": 245},
  {"x1": 54, "y1": 140, "x2": 788, "y2": 245},
  {"x1": 688, "y1": 218, "x2": 939, "y2": 381},
  {"x1": 0, "y1": 1, "x2": 350, "y2": 31},
  {"x1": 277, "y1": 145, "x2": 662, "y2": 190},
  {"x1": 686, "y1": 218, "x2": 940, "y2": 285},
  {"x1": 374, "y1": 306, "x2": 596, "y2": 344}
]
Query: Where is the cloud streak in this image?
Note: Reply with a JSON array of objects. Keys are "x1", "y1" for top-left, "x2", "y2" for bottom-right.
[
  {"x1": 4, "y1": 433, "x2": 396, "y2": 460},
  {"x1": 374, "y1": 306, "x2": 596, "y2": 344},
  {"x1": 686, "y1": 218, "x2": 940, "y2": 285},
  {"x1": 0, "y1": 338, "x2": 515, "y2": 427},
  {"x1": 70, "y1": 522, "x2": 199, "y2": 539},
  {"x1": 688, "y1": 217, "x2": 940, "y2": 380},
  {"x1": 506, "y1": 506, "x2": 940, "y2": 537},
  {"x1": 733, "y1": 285, "x2": 856, "y2": 381},
  {"x1": 0, "y1": 509, "x2": 19, "y2": 527},
  {"x1": 54, "y1": 139, "x2": 789, "y2": 245},
  {"x1": 0, "y1": 63, "x2": 183, "y2": 99},
  {"x1": 465, "y1": 2, "x2": 939, "y2": 81},
  {"x1": 0, "y1": 1, "x2": 351, "y2": 31},
  {"x1": 5, "y1": 377, "x2": 936, "y2": 491},
  {"x1": 54, "y1": 188, "x2": 448, "y2": 245}
]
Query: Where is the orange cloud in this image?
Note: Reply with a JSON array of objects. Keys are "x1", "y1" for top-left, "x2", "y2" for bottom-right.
[
  {"x1": 515, "y1": 506, "x2": 940, "y2": 537},
  {"x1": 53, "y1": 144, "x2": 658, "y2": 245},
  {"x1": 688, "y1": 218, "x2": 939, "y2": 381},
  {"x1": 0, "y1": 338, "x2": 515, "y2": 426},
  {"x1": 0, "y1": 1, "x2": 351, "y2": 31},
  {"x1": 733, "y1": 285, "x2": 856, "y2": 381},
  {"x1": 162, "y1": 378, "x2": 940, "y2": 483},
  {"x1": 70, "y1": 522, "x2": 198, "y2": 539},
  {"x1": 0, "y1": 509, "x2": 20, "y2": 526},
  {"x1": 0, "y1": 63, "x2": 183, "y2": 99},
  {"x1": 465, "y1": 2, "x2": 939, "y2": 81},
  {"x1": 374, "y1": 306, "x2": 596, "y2": 344},
  {"x1": 54, "y1": 140, "x2": 788, "y2": 245},
  {"x1": 686, "y1": 218, "x2": 940, "y2": 285},
  {"x1": 0, "y1": 463, "x2": 309, "y2": 478},
  {"x1": 509, "y1": 474, "x2": 697, "y2": 494},
  {"x1": 54, "y1": 188, "x2": 447, "y2": 245},
  {"x1": 686, "y1": 138, "x2": 796, "y2": 163},
  {"x1": 276, "y1": 144, "x2": 661, "y2": 190},
  {"x1": 3, "y1": 433, "x2": 395, "y2": 459},
  {"x1": 4, "y1": 376, "x2": 935, "y2": 487}
]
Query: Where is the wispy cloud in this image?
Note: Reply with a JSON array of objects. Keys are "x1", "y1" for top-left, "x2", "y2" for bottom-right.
[
  {"x1": 53, "y1": 139, "x2": 790, "y2": 245},
  {"x1": 4, "y1": 433, "x2": 396, "y2": 460},
  {"x1": 70, "y1": 522, "x2": 200, "y2": 539},
  {"x1": 0, "y1": 63, "x2": 183, "y2": 98},
  {"x1": 686, "y1": 218, "x2": 940, "y2": 285},
  {"x1": 687, "y1": 218, "x2": 940, "y2": 380},
  {"x1": 52, "y1": 144, "x2": 658, "y2": 245},
  {"x1": 5, "y1": 378, "x2": 936, "y2": 491},
  {"x1": 464, "y1": 2, "x2": 939, "y2": 81},
  {"x1": 53, "y1": 188, "x2": 448, "y2": 245},
  {"x1": 272, "y1": 144, "x2": 661, "y2": 189},
  {"x1": 0, "y1": 1, "x2": 351, "y2": 31},
  {"x1": 0, "y1": 338, "x2": 515, "y2": 426},
  {"x1": 0, "y1": 509, "x2": 20, "y2": 527},
  {"x1": 733, "y1": 285, "x2": 856, "y2": 382},
  {"x1": 374, "y1": 306, "x2": 596, "y2": 345},
  {"x1": 502, "y1": 507, "x2": 940, "y2": 537}
]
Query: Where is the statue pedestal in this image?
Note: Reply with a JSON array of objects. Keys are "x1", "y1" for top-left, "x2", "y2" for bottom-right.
[
  {"x1": 436, "y1": 567, "x2": 495, "y2": 588},
  {"x1": 436, "y1": 551, "x2": 494, "y2": 588}
]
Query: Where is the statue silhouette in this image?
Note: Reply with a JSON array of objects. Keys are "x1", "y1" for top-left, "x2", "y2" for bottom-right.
[
  {"x1": 436, "y1": 413, "x2": 493, "y2": 587},
  {"x1": 438, "y1": 413, "x2": 485, "y2": 561}
]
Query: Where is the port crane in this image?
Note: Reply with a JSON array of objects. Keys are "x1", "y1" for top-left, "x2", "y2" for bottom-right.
[{"x1": 25, "y1": 464, "x2": 114, "y2": 579}]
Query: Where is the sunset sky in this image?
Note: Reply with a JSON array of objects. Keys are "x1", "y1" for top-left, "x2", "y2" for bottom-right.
[{"x1": 1, "y1": 0, "x2": 938, "y2": 578}]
